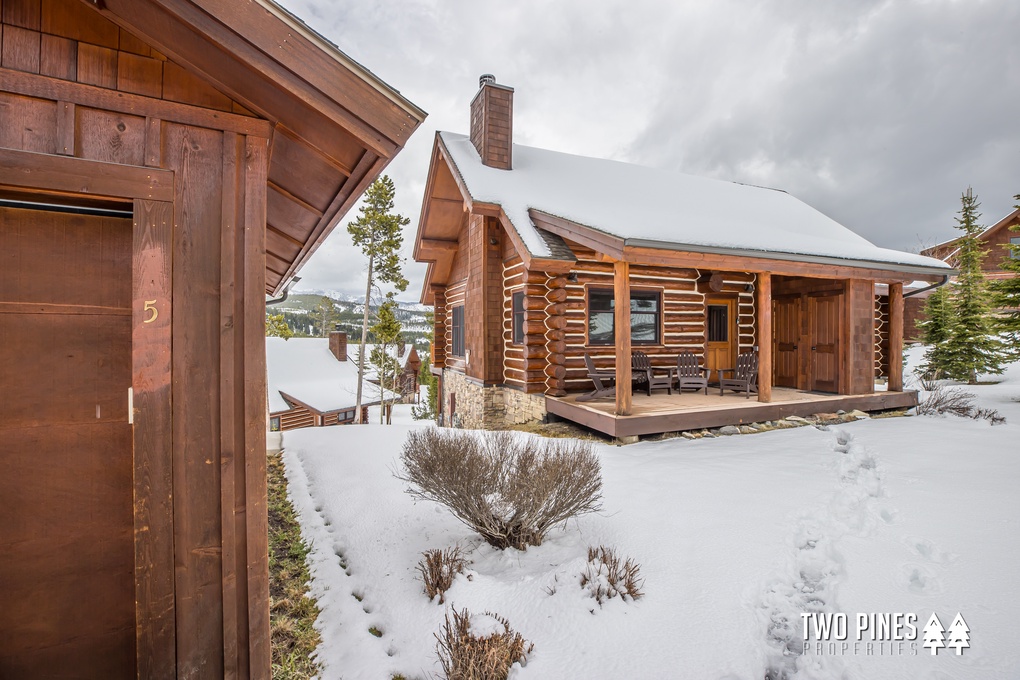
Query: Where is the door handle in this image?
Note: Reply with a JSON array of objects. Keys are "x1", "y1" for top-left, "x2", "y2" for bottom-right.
[{"x1": 811, "y1": 346, "x2": 817, "y2": 351}]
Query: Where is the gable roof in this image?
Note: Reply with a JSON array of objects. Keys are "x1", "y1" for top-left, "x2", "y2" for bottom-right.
[
  {"x1": 266, "y1": 337, "x2": 397, "y2": 413},
  {"x1": 922, "y1": 206, "x2": 1020, "y2": 265},
  {"x1": 96, "y1": 0, "x2": 426, "y2": 295},
  {"x1": 435, "y1": 131, "x2": 948, "y2": 276}
]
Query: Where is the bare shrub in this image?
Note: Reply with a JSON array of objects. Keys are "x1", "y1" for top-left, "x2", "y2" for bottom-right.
[
  {"x1": 436, "y1": 609, "x2": 532, "y2": 680},
  {"x1": 397, "y1": 429, "x2": 602, "y2": 550},
  {"x1": 417, "y1": 547, "x2": 467, "y2": 604},
  {"x1": 580, "y1": 545, "x2": 644, "y2": 605},
  {"x1": 917, "y1": 383, "x2": 1005, "y2": 424}
]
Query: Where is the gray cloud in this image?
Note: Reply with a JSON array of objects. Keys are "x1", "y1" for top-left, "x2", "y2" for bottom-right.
[{"x1": 279, "y1": 0, "x2": 1020, "y2": 298}]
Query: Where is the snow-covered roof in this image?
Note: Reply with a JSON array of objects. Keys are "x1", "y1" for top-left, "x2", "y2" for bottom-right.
[
  {"x1": 439, "y1": 132, "x2": 950, "y2": 273},
  {"x1": 266, "y1": 337, "x2": 398, "y2": 413},
  {"x1": 353, "y1": 343, "x2": 418, "y2": 382}
]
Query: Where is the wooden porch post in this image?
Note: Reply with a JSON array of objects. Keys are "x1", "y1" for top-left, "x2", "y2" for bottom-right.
[
  {"x1": 757, "y1": 272, "x2": 772, "y2": 403},
  {"x1": 888, "y1": 282, "x2": 904, "y2": 392},
  {"x1": 614, "y1": 260, "x2": 632, "y2": 415}
]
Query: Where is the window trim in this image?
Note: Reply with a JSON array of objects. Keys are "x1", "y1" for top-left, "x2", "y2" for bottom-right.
[
  {"x1": 585, "y1": 285, "x2": 663, "y2": 347},
  {"x1": 1010, "y1": 236, "x2": 1020, "y2": 260},
  {"x1": 511, "y1": 290, "x2": 525, "y2": 345},
  {"x1": 450, "y1": 304, "x2": 465, "y2": 357}
]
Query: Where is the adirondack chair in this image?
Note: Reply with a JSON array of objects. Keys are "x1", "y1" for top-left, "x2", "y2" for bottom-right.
[
  {"x1": 719, "y1": 350, "x2": 759, "y2": 398},
  {"x1": 577, "y1": 353, "x2": 616, "y2": 402},
  {"x1": 631, "y1": 351, "x2": 674, "y2": 396},
  {"x1": 676, "y1": 351, "x2": 709, "y2": 394}
]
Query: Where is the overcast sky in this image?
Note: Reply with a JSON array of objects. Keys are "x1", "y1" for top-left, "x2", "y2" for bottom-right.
[{"x1": 277, "y1": 0, "x2": 1020, "y2": 301}]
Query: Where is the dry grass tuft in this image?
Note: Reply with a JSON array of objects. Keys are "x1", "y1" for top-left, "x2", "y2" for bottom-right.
[
  {"x1": 397, "y1": 429, "x2": 603, "y2": 550},
  {"x1": 268, "y1": 451, "x2": 322, "y2": 680},
  {"x1": 418, "y1": 547, "x2": 468, "y2": 604},
  {"x1": 580, "y1": 545, "x2": 644, "y2": 606},
  {"x1": 917, "y1": 382, "x2": 1005, "y2": 424},
  {"x1": 436, "y1": 609, "x2": 533, "y2": 680}
]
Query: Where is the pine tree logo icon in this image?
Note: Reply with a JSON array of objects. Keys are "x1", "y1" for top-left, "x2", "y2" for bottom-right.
[
  {"x1": 922, "y1": 612, "x2": 945, "y2": 655},
  {"x1": 947, "y1": 613, "x2": 970, "y2": 655}
]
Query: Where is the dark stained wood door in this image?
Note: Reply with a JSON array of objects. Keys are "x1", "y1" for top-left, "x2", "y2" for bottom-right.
[
  {"x1": 0, "y1": 206, "x2": 136, "y2": 677},
  {"x1": 808, "y1": 292, "x2": 841, "y2": 393},
  {"x1": 773, "y1": 295, "x2": 800, "y2": 388}
]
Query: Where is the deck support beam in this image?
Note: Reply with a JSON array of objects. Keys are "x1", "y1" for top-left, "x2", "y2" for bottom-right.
[
  {"x1": 757, "y1": 272, "x2": 773, "y2": 403},
  {"x1": 888, "y1": 282, "x2": 904, "y2": 392},
  {"x1": 614, "y1": 260, "x2": 632, "y2": 415}
]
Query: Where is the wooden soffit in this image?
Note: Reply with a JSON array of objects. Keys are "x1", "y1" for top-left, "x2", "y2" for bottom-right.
[{"x1": 89, "y1": 0, "x2": 427, "y2": 295}]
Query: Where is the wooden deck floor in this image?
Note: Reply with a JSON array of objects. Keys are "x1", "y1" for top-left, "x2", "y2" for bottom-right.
[{"x1": 545, "y1": 388, "x2": 918, "y2": 438}]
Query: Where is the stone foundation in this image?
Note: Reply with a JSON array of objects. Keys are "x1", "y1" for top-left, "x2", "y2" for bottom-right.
[{"x1": 441, "y1": 369, "x2": 547, "y2": 429}]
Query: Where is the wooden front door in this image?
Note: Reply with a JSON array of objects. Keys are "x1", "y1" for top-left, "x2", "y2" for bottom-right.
[
  {"x1": 773, "y1": 294, "x2": 800, "y2": 388},
  {"x1": 705, "y1": 297, "x2": 737, "y2": 378},
  {"x1": 808, "y1": 291, "x2": 841, "y2": 393},
  {"x1": 0, "y1": 206, "x2": 137, "y2": 677}
]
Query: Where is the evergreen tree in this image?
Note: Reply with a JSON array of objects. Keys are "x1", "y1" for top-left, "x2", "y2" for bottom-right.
[
  {"x1": 946, "y1": 613, "x2": 970, "y2": 656},
  {"x1": 368, "y1": 295, "x2": 403, "y2": 424},
  {"x1": 922, "y1": 612, "x2": 945, "y2": 655},
  {"x1": 991, "y1": 194, "x2": 1020, "y2": 359},
  {"x1": 941, "y1": 189, "x2": 1005, "y2": 383},
  {"x1": 348, "y1": 176, "x2": 409, "y2": 423},
  {"x1": 918, "y1": 285, "x2": 956, "y2": 379},
  {"x1": 312, "y1": 295, "x2": 338, "y2": 337},
  {"x1": 264, "y1": 312, "x2": 293, "y2": 339},
  {"x1": 412, "y1": 309, "x2": 438, "y2": 421}
]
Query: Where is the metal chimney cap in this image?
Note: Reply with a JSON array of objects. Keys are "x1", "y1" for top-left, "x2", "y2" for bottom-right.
[{"x1": 478, "y1": 73, "x2": 496, "y2": 88}]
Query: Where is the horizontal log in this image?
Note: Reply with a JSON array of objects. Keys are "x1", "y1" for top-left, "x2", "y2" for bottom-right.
[
  {"x1": 546, "y1": 329, "x2": 565, "y2": 342},
  {"x1": 503, "y1": 357, "x2": 546, "y2": 372},
  {"x1": 545, "y1": 302, "x2": 567, "y2": 316},
  {"x1": 545, "y1": 340, "x2": 566, "y2": 354},
  {"x1": 546, "y1": 316, "x2": 568, "y2": 330},
  {"x1": 546, "y1": 276, "x2": 568, "y2": 289},
  {"x1": 544, "y1": 288, "x2": 568, "y2": 303},
  {"x1": 523, "y1": 320, "x2": 548, "y2": 336},
  {"x1": 524, "y1": 333, "x2": 546, "y2": 346},
  {"x1": 523, "y1": 344, "x2": 547, "y2": 360},
  {"x1": 544, "y1": 364, "x2": 566, "y2": 380},
  {"x1": 523, "y1": 296, "x2": 546, "y2": 311},
  {"x1": 546, "y1": 352, "x2": 565, "y2": 367}
]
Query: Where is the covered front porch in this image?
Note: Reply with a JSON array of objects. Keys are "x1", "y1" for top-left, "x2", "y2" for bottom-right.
[{"x1": 547, "y1": 387, "x2": 919, "y2": 439}]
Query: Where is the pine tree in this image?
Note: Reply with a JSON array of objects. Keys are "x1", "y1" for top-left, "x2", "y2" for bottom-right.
[
  {"x1": 312, "y1": 295, "x2": 338, "y2": 337},
  {"x1": 412, "y1": 310, "x2": 439, "y2": 421},
  {"x1": 941, "y1": 189, "x2": 1005, "y2": 383},
  {"x1": 922, "y1": 612, "x2": 945, "y2": 655},
  {"x1": 918, "y1": 285, "x2": 956, "y2": 379},
  {"x1": 368, "y1": 295, "x2": 403, "y2": 424},
  {"x1": 946, "y1": 613, "x2": 969, "y2": 655},
  {"x1": 264, "y1": 312, "x2": 293, "y2": 339},
  {"x1": 991, "y1": 194, "x2": 1020, "y2": 359},
  {"x1": 348, "y1": 176, "x2": 409, "y2": 423}
]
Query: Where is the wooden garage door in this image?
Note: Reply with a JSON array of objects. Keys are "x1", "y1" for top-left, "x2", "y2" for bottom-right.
[{"x1": 0, "y1": 206, "x2": 136, "y2": 677}]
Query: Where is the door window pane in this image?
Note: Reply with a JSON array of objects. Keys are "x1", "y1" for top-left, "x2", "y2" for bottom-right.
[{"x1": 708, "y1": 305, "x2": 728, "y2": 342}]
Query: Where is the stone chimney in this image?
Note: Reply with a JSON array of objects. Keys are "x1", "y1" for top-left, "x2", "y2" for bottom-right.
[
  {"x1": 328, "y1": 325, "x2": 347, "y2": 362},
  {"x1": 470, "y1": 74, "x2": 513, "y2": 170}
]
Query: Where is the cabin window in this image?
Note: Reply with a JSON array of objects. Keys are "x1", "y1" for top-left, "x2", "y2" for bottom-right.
[
  {"x1": 269, "y1": 416, "x2": 281, "y2": 432},
  {"x1": 451, "y1": 305, "x2": 465, "y2": 356},
  {"x1": 512, "y1": 291, "x2": 525, "y2": 344},
  {"x1": 707, "y1": 304, "x2": 729, "y2": 342},
  {"x1": 1011, "y1": 236, "x2": 1020, "y2": 259},
  {"x1": 587, "y1": 288, "x2": 661, "y2": 345}
]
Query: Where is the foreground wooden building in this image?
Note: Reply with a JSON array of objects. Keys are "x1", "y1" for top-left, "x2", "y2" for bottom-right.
[
  {"x1": 414, "y1": 76, "x2": 949, "y2": 438},
  {"x1": 0, "y1": 0, "x2": 424, "y2": 676}
]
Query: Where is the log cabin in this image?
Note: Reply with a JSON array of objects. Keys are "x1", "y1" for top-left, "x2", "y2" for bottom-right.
[
  {"x1": 899, "y1": 205, "x2": 1020, "y2": 339},
  {"x1": 0, "y1": 0, "x2": 424, "y2": 677},
  {"x1": 413, "y1": 75, "x2": 951, "y2": 440}
]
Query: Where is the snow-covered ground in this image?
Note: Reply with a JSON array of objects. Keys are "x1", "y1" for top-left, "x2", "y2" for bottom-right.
[{"x1": 282, "y1": 354, "x2": 1020, "y2": 679}]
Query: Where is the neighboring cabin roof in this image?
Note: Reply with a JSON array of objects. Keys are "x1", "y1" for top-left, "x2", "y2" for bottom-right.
[
  {"x1": 266, "y1": 337, "x2": 398, "y2": 413},
  {"x1": 435, "y1": 131, "x2": 949, "y2": 275},
  {"x1": 97, "y1": 0, "x2": 426, "y2": 296},
  {"x1": 922, "y1": 206, "x2": 1020, "y2": 265}
]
